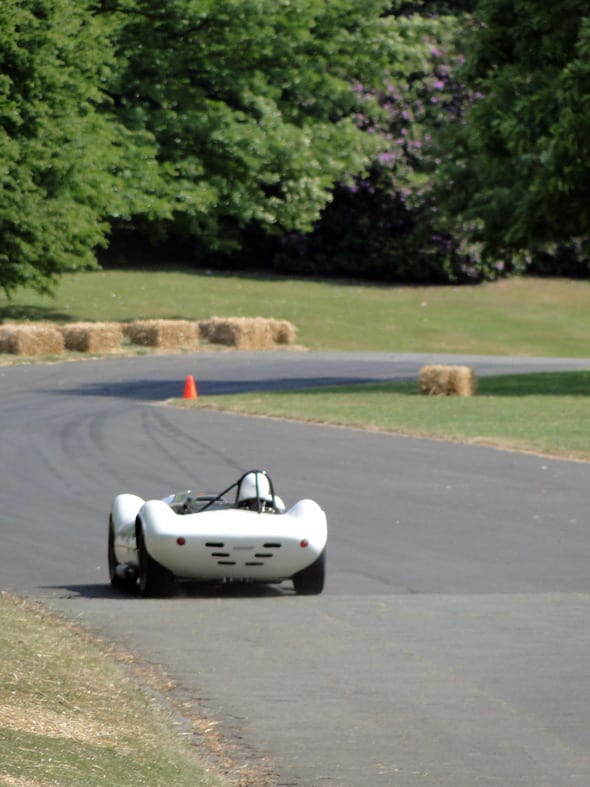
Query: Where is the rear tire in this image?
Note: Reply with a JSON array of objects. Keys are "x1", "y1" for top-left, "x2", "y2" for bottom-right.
[
  {"x1": 108, "y1": 518, "x2": 134, "y2": 591},
  {"x1": 293, "y1": 550, "x2": 326, "y2": 595},
  {"x1": 137, "y1": 524, "x2": 174, "y2": 597}
]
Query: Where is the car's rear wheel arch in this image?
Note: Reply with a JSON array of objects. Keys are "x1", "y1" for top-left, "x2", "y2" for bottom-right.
[
  {"x1": 136, "y1": 516, "x2": 174, "y2": 597},
  {"x1": 108, "y1": 516, "x2": 134, "y2": 591}
]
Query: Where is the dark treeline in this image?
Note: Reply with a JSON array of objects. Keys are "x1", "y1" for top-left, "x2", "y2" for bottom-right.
[{"x1": 1, "y1": 0, "x2": 588, "y2": 294}]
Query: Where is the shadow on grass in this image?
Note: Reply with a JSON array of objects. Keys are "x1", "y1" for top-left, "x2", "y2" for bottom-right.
[
  {"x1": 0, "y1": 303, "x2": 73, "y2": 322},
  {"x1": 294, "y1": 371, "x2": 590, "y2": 398},
  {"x1": 477, "y1": 371, "x2": 590, "y2": 397}
]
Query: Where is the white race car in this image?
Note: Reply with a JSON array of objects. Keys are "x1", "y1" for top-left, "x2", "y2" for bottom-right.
[{"x1": 108, "y1": 470, "x2": 327, "y2": 596}]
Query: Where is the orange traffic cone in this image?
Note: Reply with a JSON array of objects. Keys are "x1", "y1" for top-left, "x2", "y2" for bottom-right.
[{"x1": 183, "y1": 375, "x2": 198, "y2": 399}]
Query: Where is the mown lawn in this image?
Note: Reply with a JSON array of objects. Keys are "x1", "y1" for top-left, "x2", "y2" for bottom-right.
[
  {"x1": 178, "y1": 370, "x2": 590, "y2": 462},
  {"x1": 3, "y1": 270, "x2": 589, "y2": 458},
  {"x1": 1, "y1": 270, "x2": 589, "y2": 356}
]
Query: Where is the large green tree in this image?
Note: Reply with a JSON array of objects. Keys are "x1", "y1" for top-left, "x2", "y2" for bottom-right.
[
  {"x1": 107, "y1": 0, "x2": 431, "y2": 252},
  {"x1": 438, "y1": 0, "x2": 590, "y2": 262},
  {"x1": 0, "y1": 0, "x2": 159, "y2": 294}
]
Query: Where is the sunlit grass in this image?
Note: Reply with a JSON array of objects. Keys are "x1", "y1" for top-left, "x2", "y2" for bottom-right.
[
  {"x1": 1, "y1": 270, "x2": 589, "y2": 356},
  {"x1": 177, "y1": 371, "x2": 590, "y2": 461}
]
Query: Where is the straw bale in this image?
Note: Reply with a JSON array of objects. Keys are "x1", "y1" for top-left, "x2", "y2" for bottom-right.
[
  {"x1": 62, "y1": 322, "x2": 123, "y2": 353},
  {"x1": 200, "y1": 317, "x2": 275, "y2": 349},
  {"x1": 0, "y1": 323, "x2": 64, "y2": 356},
  {"x1": 198, "y1": 317, "x2": 232, "y2": 346},
  {"x1": 268, "y1": 318, "x2": 297, "y2": 345},
  {"x1": 198, "y1": 320, "x2": 212, "y2": 341},
  {"x1": 419, "y1": 365, "x2": 450, "y2": 395},
  {"x1": 419, "y1": 364, "x2": 476, "y2": 396},
  {"x1": 448, "y1": 365, "x2": 476, "y2": 396},
  {"x1": 125, "y1": 319, "x2": 199, "y2": 349}
]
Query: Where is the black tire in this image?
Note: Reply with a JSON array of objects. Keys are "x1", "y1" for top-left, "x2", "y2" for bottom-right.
[
  {"x1": 137, "y1": 524, "x2": 174, "y2": 597},
  {"x1": 108, "y1": 518, "x2": 134, "y2": 591},
  {"x1": 293, "y1": 550, "x2": 326, "y2": 595}
]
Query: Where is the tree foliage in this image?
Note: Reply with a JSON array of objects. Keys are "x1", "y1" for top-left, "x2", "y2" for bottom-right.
[
  {"x1": 437, "y1": 1, "x2": 590, "y2": 269},
  {"x1": 238, "y1": 11, "x2": 494, "y2": 283},
  {"x1": 107, "y1": 0, "x2": 432, "y2": 253},
  {"x1": 1, "y1": 1, "x2": 118, "y2": 292},
  {"x1": 2, "y1": 0, "x2": 588, "y2": 294},
  {"x1": 268, "y1": 0, "x2": 590, "y2": 284}
]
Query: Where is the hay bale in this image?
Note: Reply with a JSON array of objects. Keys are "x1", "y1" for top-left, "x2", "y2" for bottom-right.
[
  {"x1": 448, "y1": 365, "x2": 476, "y2": 396},
  {"x1": 198, "y1": 317, "x2": 229, "y2": 346},
  {"x1": 200, "y1": 316, "x2": 296, "y2": 349},
  {"x1": 125, "y1": 319, "x2": 199, "y2": 350},
  {"x1": 0, "y1": 323, "x2": 65, "y2": 356},
  {"x1": 198, "y1": 320, "x2": 212, "y2": 341},
  {"x1": 200, "y1": 317, "x2": 275, "y2": 349},
  {"x1": 268, "y1": 318, "x2": 297, "y2": 345},
  {"x1": 62, "y1": 322, "x2": 123, "y2": 353},
  {"x1": 419, "y1": 365, "x2": 451, "y2": 395},
  {"x1": 419, "y1": 364, "x2": 476, "y2": 396}
]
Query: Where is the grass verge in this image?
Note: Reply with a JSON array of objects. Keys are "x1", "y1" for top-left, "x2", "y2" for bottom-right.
[
  {"x1": 1, "y1": 270, "x2": 590, "y2": 356},
  {"x1": 0, "y1": 593, "x2": 224, "y2": 787},
  {"x1": 175, "y1": 371, "x2": 590, "y2": 462}
]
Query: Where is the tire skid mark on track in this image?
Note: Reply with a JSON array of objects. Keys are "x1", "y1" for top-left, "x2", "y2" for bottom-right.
[{"x1": 140, "y1": 405, "x2": 244, "y2": 487}]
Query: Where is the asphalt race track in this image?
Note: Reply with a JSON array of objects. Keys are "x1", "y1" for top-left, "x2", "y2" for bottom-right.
[{"x1": 1, "y1": 351, "x2": 590, "y2": 786}]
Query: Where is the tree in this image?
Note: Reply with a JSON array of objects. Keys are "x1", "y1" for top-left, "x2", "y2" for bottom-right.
[
  {"x1": 436, "y1": 1, "x2": 590, "y2": 265},
  {"x1": 0, "y1": 0, "x2": 160, "y2": 295},
  {"x1": 107, "y1": 0, "x2": 430, "y2": 252},
  {"x1": 238, "y1": 10, "x2": 498, "y2": 284}
]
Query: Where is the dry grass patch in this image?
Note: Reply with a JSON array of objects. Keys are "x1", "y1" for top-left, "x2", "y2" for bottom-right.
[
  {"x1": 0, "y1": 324, "x2": 64, "y2": 356},
  {"x1": 125, "y1": 319, "x2": 199, "y2": 350},
  {"x1": 61, "y1": 321, "x2": 124, "y2": 353},
  {"x1": 0, "y1": 702, "x2": 120, "y2": 748},
  {"x1": 0, "y1": 593, "x2": 223, "y2": 787},
  {"x1": 419, "y1": 364, "x2": 476, "y2": 396}
]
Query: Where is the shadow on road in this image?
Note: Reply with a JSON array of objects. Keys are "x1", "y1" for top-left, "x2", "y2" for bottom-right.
[
  {"x1": 47, "y1": 376, "x2": 377, "y2": 401},
  {"x1": 42, "y1": 582, "x2": 292, "y2": 599}
]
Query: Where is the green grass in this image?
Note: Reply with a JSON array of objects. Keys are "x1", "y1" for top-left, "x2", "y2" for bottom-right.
[
  {"x1": 0, "y1": 593, "x2": 224, "y2": 787},
  {"x1": 1, "y1": 268, "x2": 590, "y2": 356},
  {"x1": 3, "y1": 269, "x2": 589, "y2": 457},
  {"x1": 177, "y1": 371, "x2": 590, "y2": 462}
]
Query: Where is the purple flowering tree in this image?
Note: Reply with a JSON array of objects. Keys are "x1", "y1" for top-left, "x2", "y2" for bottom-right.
[{"x1": 269, "y1": 10, "x2": 513, "y2": 283}]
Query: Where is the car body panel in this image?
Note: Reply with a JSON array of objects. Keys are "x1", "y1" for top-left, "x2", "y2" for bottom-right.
[{"x1": 110, "y1": 492, "x2": 327, "y2": 584}]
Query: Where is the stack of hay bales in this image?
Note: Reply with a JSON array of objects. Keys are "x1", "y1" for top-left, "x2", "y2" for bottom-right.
[
  {"x1": 419, "y1": 364, "x2": 476, "y2": 396},
  {"x1": 124, "y1": 319, "x2": 199, "y2": 350},
  {"x1": 0, "y1": 323, "x2": 65, "y2": 356},
  {"x1": 200, "y1": 316, "x2": 296, "y2": 349},
  {"x1": 0, "y1": 316, "x2": 297, "y2": 356},
  {"x1": 62, "y1": 322, "x2": 124, "y2": 353}
]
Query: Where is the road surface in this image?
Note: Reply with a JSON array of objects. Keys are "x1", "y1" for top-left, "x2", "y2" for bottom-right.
[{"x1": 1, "y1": 352, "x2": 589, "y2": 785}]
